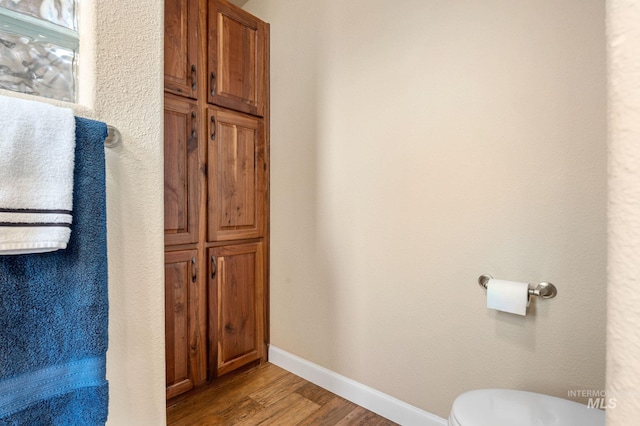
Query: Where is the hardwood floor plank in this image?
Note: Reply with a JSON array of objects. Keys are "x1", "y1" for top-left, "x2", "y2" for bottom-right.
[
  {"x1": 249, "y1": 371, "x2": 308, "y2": 407},
  {"x1": 167, "y1": 362, "x2": 399, "y2": 426},
  {"x1": 170, "y1": 396, "x2": 263, "y2": 426},
  {"x1": 335, "y1": 406, "x2": 398, "y2": 425},
  {"x1": 295, "y1": 381, "x2": 338, "y2": 407},
  {"x1": 167, "y1": 363, "x2": 288, "y2": 424},
  {"x1": 167, "y1": 365, "x2": 263, "y2": 419},
  {"x1": 216, "y1": 396, "x2": 265, "y2": 425},
  {"x1": 236, "y1": 392, "x2": 320, "y2": 426},
  {"x1": 296, "y1": 395, "x2": 358, "y2": 426}
]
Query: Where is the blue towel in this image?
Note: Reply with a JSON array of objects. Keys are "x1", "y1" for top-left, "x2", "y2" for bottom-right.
[{"x1": 0, "y1": 117, "x2": 109, "y2": 425}]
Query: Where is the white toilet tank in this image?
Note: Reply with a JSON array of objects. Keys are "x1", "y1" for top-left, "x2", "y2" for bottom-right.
[{"x1": 449, "y1": 389, "x2": 605, "y2": 426}]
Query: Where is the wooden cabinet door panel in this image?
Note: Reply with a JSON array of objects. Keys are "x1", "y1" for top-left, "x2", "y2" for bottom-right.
[
  {"x1": 208, "y1": 243, "x2": 265, "y2": 377},
  {"x1": 165, "y1": 0, "x2": 199, "y2": 98},
  {"x1": 165, "y1": 96, "x2": 200, "y2": 245},
  {"x1": 165, "y1": 249, "x2": 207, "y2": 399},
  {"x1": 207, "y1": 107, "x2": 265, "y2": 241},
  {"x1": 208, "y1": 0, "x2": 266, "y2": 116}
]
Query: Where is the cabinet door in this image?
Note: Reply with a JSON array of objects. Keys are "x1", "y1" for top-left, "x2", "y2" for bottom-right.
[
  {"x1": 208, "y1": 0, "x2": 267, "y2": 116},
  {"x1": 165, "y1": 0, "x2": 199, "y2": 98},
  {"x1": 165, "y1": 95, "x2": 201, "y2": 245},
  {"x1": 208, "y1": 243, "x2": 265, "y2": 377},
  {"x1": 207, "y1": 107, "x2": 265, "y2": 241},
  {"x1": 165, "y1": 249, "x2": 207, "y2": 399}
]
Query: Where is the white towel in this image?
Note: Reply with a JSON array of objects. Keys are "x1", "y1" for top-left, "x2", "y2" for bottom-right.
[{"x1": 0, "y1": 96, "x2": 75, "y2": 255}]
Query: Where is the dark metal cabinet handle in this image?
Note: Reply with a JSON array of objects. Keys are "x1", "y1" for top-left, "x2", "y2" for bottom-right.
[
  {"x1": 191, "y1": 65, "x2": 197, "y2": 91},
  {"x1": 210, "y1": 115, "x2": 216, "y2": 140},
  {"x1": 211, "y1": 255, "x2": 217, "y2": 279},
  {"x1": 210, "y1": 72, "x2": 217, "y2": 97},
  {"x1": 191, "y1": 111, "x2": 197, "y2": 139},
  {"x1": 191, "y1": 257, "x2": 197, "y2": 283}
]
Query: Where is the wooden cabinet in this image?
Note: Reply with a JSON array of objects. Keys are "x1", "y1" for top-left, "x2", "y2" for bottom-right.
[
  {"x1": 164, "y1": 95, "x2": 201, "y2": 245},
  {"x1": 165, "y1": 0, "x2": 199, "y2": 98},
  {"x1": 208, "y1": 243, "x2": 265, "y2": 377},
  {"x1": 164, "y1": 0, "x2": 269, "y2": 399},
  {"x1": 164, "y1": 249, "x2": 207, "y2": 399},
  {"x1": 207, "y1": 106, "x2": 266, "y2": 242},
  {"x1": 208, "y1": 0, "x2": 267, "y2": 117}
]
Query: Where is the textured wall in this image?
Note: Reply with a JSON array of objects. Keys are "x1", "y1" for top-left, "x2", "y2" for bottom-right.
[
  {"x1": 78, "y1": 0, "x2": 166, "y2": 423},
  {"x1": 245, "y1": 0, "x2": 607, "y2": 418},
  {"x1": 92, "y1": 1, "x2": 166, "y2": 424},
  {"x1": 607, "y1": 0, "x2": 640, "y2": 424}
]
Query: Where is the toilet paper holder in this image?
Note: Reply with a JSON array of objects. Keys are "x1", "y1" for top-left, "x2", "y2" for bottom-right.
[{"x1": 478, "y1": 274, "x2": 558, "y2": 299}]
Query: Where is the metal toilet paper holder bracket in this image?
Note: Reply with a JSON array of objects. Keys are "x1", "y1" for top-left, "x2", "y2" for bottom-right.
[{"x1": 478, "y1": 274, "x2": 558, "y2": 299}]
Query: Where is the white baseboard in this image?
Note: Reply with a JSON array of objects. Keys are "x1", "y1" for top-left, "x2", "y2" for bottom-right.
[{"x1": 268, "y1": 346, "x2": 448, "y2": 426}]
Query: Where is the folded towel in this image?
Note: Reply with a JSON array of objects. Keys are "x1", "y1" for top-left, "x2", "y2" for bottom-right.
[
  {"x1": 0, "y1": 117, "x2": 109, "y2": 425},
  {"x1": 0, "y1": 95, "x2": 76, "y2": 255}
]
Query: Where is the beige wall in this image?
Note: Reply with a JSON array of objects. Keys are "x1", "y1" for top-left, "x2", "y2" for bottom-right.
[
  {"x1": 245, "y1": 0, "x2": 607, "y2": 418},
  {"x1": 78, "y1": 0, "x2": 168, "y2": 423},
  {"x1": 607, "y1": 0, "x2": 640, "y2": 424},
  {"x1": 93, "y1": 1, "x2": 166, "y2": 424}
]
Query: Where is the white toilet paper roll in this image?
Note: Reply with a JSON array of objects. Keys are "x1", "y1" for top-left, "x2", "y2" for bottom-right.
[{"x1": 486, "y1": 279, "x2": 530, "y2": 316}]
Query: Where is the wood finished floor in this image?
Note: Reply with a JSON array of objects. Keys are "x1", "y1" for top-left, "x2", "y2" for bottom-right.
[{"x1": 167, "y1": 363, "x2": 398, "y2": 425}]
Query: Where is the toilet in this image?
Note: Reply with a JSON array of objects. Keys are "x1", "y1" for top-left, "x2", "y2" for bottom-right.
[{"x1": 449, "y1": 389, "x2": 605, "y2": 426}]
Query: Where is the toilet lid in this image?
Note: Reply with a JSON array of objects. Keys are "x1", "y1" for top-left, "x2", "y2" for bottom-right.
[{"x1": 449, "y1": 389, "x2": 605, "y2": 426}]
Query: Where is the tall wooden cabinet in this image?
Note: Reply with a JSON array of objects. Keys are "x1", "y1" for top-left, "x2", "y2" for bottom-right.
[{"x1": 164, "y1": 0, "x2": 269, "y2": 399}]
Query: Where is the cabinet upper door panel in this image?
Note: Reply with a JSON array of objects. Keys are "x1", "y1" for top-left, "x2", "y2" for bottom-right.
[
  {"x1": 208, "y1": 107, "x2": 265, "y2": 241},
  {"x1": 208, "y1": 0, "x2": 267, "y2": 116},
  {"x1": 165, "y1": 0, "x2": 199, "y2": 98},
  {"x1": 165, "y1": 96, "x2": 201, "y2": 245}
]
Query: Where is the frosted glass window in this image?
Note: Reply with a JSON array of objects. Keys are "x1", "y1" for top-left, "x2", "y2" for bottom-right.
[
  {"x1": 0, "y1": 0, "x2": 77, "y2": 30},
  {"x1": 0, "y1": 1, "x2": 78, "y2": 102}
]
